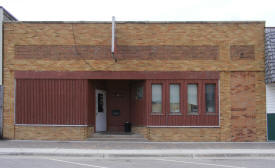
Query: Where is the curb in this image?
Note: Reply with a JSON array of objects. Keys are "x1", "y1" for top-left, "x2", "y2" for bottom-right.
[{"x1": 1, "y1": 148, "x2": 275, "y2": 158}]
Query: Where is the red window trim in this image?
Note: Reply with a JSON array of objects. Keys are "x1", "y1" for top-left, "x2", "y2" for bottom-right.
[
  {"x1": 150, "y1": 81, "x2": 165, "y2": 115},
  {"x1": 186, "y1": 80, "x2": 202, "y2": 116},
  {"x1": 202, "y1": 80, "x2": 219, "y2": 116},
  {"x1": 167, "y1": 81, "x2": 183, "y2": 115}
]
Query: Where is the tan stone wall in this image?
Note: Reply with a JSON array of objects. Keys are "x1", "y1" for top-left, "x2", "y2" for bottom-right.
[
  {"x1": 255, "y1": 72, "x2": 267, "y2": 141},
  {"x1": 3, "y1": 22, "x2": 266, "y2": 141},
  {"x1": 3, "y1": 22, "x2": 265, "y2": 72},
  {"x1": 14, "y1": 126, "x2": 93, "y2": 140},
  {"x1": 132, "y1": 126, "x2": 220, "y2": 142},
  {"x1": 231, "y1": 72, "x2": 257, "y2": 141},
  {"x1": 148, "y1": 127, "x2": 220, "y2": 142},
  {"x1": 219, "y1": 72, "x2": 232, "y2": 141},
  {"x1": 132, "y1": 126, "x2": 149, "y2": 139},
  {"x1": 230, "y1": 72, "x2": 266, "y2": 142},
  {"x1": 87, "y1": 126, "x2": 94, "y2": 138}
]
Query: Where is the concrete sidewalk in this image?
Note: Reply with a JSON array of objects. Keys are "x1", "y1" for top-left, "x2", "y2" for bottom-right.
[{"x1": 0, "y1": 140, "x2": 275, "y2": 158}]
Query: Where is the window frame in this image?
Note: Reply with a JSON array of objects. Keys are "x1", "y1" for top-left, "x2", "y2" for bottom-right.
[
  {"x1": 185, "y1": 80, "x2": 202, "y2": 116},
  {"x1": 150, "y1": 82, "x2": 165, "y2": 115},
  {"x1": 167, "y1": 81, "x2": 183, "y2": 115},
  {"x1": 202, "y1": 80, "x2": 219, "y2": 116}
]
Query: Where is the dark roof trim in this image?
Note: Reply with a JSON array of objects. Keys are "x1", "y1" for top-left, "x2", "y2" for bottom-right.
[
  {"x1": 4, "y1": 21, "x2": 265, "y2": 24},
  {"x1": 15, "y1": 71, "x2": 220, "y2": 80},
  {"x1": 0, "y1": 6, "x2": 18, "y2": 21}
]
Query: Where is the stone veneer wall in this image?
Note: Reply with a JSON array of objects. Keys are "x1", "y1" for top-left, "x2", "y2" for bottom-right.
[
  {"x1": 3, "y1": 22, "x2": 266, "y2": 141},
  {"x1": 132, "y1": 126, "x2": 149, "y2": 139},
  {"x1": 14, "y1": 126, "x2": 94, "y2": 140}
]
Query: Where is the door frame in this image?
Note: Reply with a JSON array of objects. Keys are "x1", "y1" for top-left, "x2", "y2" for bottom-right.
[{"x1": 95, "y1": 89, "x2": 107, "y2": 132}]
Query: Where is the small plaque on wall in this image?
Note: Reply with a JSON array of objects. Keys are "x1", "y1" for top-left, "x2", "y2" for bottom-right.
[
  {"x1": 112, "y1": 109, "x2": 120, "y2": 116},
  {"x1": 136, "y1": 86, "x2": 143, "y2": 100}
]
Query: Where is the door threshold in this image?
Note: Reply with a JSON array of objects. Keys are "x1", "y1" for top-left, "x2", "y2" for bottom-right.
[{"x1": 95, "y1": 131, "x2": 134, "y2": 135}]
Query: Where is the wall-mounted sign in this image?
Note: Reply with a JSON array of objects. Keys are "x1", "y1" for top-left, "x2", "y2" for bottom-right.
[{"x1": 112, "y1": 109, "x2": 120, "y2": 116}]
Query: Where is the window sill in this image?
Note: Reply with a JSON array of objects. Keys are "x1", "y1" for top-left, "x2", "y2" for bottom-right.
[
  {"x1": 187, "y1": 113, "x2": 199, "y2": 115},
  {"x1": 148, "y1": 125, "x2": 220, "y2": 128},
  {"x1": 169, "y1": 112, "x2": 182, "y2": 115},
  {"x1": 151, "y1": 112, "x2": 163, "y2": 115},
  {"x1": 206, "y1": 112, "x2": 218, "y2": 115}
]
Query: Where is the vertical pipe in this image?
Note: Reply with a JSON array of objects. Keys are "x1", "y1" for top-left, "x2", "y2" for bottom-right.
[{"x1": 0, "y1": 8, "x2": 3, "y2": 137}]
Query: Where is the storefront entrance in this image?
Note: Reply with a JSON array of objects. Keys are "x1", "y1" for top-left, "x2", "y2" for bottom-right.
[{"x1": 94, "y1": 80, "x2": 139, "y2": 132}]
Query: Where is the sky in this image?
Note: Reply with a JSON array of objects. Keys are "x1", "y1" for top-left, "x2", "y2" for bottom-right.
[{"x1": 1, "y1": 0, "x2": 275, "y2": 26}]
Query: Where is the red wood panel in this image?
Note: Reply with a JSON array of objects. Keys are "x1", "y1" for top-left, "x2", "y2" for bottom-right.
[
  {"x1": 15, "y1": 79, "x2": 89, "y2": 125},
  {"x1": 130, "y1": 81, "x2": 146, "y2": 126},
  {"x1": 87, "y1": 80, "x2": 95, "y2": 126},
  {"x1": 106, "y1": 80, "x2": 131, "y2": 132}
]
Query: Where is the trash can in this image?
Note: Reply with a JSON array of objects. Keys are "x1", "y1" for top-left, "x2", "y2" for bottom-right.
[{"x1": 124, "y1": 122, "x2": 131, "y2": 132}]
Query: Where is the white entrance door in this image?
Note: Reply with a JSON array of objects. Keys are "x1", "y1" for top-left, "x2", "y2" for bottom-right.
[{"x1": 96, "y1": 90, "x2": 107, "y2": 132}]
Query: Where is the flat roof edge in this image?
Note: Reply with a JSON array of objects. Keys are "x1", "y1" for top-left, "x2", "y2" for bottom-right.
[{"x1": 3, "y1": 20, "x2": 265, "y2": 24}]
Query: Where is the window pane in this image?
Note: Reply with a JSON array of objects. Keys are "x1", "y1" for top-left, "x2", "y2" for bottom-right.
[
  {"x1": 170, "y1": 84, "x2": 180, "y2": 112},
  {"x1": 205, "y1": 84, "x2": 216, "y2": 113},
  {"x1": 152, "y1": 84, "x2": 162, "y2": 112},
  {"x1": 98, "y1": 93, "x2": 103, "y2": 112},
  {"x1": 188, "y1": 84, "x2": 198, "y2": 113}
]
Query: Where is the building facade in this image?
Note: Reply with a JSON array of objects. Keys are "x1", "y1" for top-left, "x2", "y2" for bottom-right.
[
  {"x1": 3, "y1": 21, "x2": 266, "y2": 141},
  {"x1": 265, "y1": 27, "x2": 275, "y2": 141},
  {"x1": 0, "y1": 7, "x2": 17, "y2": 137}
]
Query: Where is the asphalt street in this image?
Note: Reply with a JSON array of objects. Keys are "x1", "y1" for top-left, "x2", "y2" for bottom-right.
[{"x1": 1, "y1": 156, "x2": 275, "y2": 168}]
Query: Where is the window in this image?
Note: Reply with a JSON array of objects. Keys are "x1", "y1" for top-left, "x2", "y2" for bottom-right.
[
  {"x1": 205, "y1": 84, "x2": 216, "y2": 113},
  {"x1": 152, "y1": 84, "x2": 162, "y2": 113},
  {"x1": 98, "y1": 93, "x2": 104, "y2": 112},
  {"x1": 187, "y1": 84, "x2": 198, "y2": 114},
  {"x1": 170, "y1": 84, "x2": 180, "y2": 113}
]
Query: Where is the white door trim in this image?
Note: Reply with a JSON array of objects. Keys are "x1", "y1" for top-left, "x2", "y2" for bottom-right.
[{"x1": 95, "y1": 89, "x2": 107, "y2": 132}]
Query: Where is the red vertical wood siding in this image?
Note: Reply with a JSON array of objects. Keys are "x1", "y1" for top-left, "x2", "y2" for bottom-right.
[
  {"x1": 16, "y1": 79, "x2": 89, "y2": 125},
  {"x1": 130, "y1": 81, "x2": 146, "y2": 126},
  {"x1": 106, "y1": 80, "x2": 131, "y2": 132},
  {"x1": 15, "y1": 76, "x2": 219, "y2": 127},
  {"x1": 87, "y1": 80, "x2": 95, "y2": 126}
]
